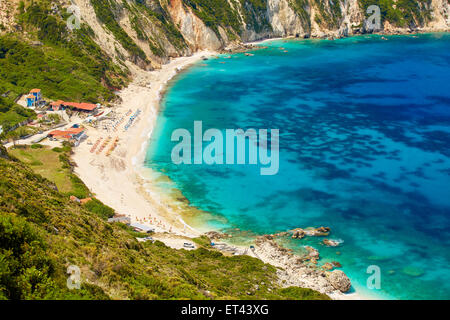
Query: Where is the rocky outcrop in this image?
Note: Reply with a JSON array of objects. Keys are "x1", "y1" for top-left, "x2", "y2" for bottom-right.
[
  {"x1": 327, "y1": 270, "x2": 351, "y2": 293},
  {"x1": 18, "y1": 0, "x2": 448, "y2": 70},
  {"x1": 291, "y1": 228, "x2": 305, "y2": 239},
  {"x1": 0, "y1": 0, "x2": 18, "y2": 32},
  {"x1": 266, "y1": 0, "x2": 307, "y2": 38},
  {"x1": 167, "y1": 0, "x2": 225, "y2": 51},
  {"x1": 204, "y1": 230, "x2": 232, "y2": 240},
  {"x1": 323, "y1": 238, "x2": 341, "y2": 247},
  {"x1": 288, "y1": 226, "x2": 330, "y2": 238},
  {"x1": 253, "y1": 236, "x2": 351, "y2": 297}
]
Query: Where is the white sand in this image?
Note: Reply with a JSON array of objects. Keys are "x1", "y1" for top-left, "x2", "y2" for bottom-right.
[
  {"x1": 70, "y1": 50, "x2": 371, "y2": 300},
  {"x1": 72, "y1": 51, "x2": 216, "y2": 237}
]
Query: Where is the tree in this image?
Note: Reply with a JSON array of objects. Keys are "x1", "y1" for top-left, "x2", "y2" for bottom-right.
[{"x1": 7, "y1": 130, "x2": 20, "y2": 146}]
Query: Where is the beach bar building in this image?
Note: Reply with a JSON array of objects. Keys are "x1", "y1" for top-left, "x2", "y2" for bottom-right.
[
  {"x1": 50, "y1": 100, "x2": 65, "y2": 111},
  {"x1": 49, "y1": 100, "x2": 99, "y2": 113},
  {"x1": 48, "y1": 127, "x2": 86, "y2": 142},
  {"x1": 64, "y1": 102, "x2": 98, "y2": 113}
]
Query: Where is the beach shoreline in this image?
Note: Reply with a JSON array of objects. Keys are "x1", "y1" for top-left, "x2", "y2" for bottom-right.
[
  {"x1": 72, "y1": 50, "x2": 217, "y2": 237},
  {"x1": 70, "y1": 47, "x2": 372, "y2": 300}
]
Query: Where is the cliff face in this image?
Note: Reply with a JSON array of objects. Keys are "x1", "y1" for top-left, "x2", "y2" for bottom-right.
[{"x1": 2, "y1": 0, "x2": 449, "y2": 68}]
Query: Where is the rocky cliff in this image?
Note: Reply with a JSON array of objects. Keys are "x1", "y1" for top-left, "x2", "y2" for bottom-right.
[{"x1": 1, "y1": 0, "x2": 449, "y2": 68}]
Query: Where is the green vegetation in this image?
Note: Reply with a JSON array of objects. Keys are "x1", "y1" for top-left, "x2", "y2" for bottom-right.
[
  {"x1": 313, "y1": 0, "x2": 343, "y2": 29},
  {"x1": 0, "y1": 1, "x2": 128, "y2": 130},
  {"x1": 132, "y1": 0, "x2": 187, "y2": 56},
  {"x1": 359, "y1": 0, "x2": 432, "y2": 27},
  {"x1": 8, "y1": 144, "x2": 89, "y2": 197},
  {"x1": 290, "y1": 0, "x2": 311, "y2": 33},
  {"x1": 90, "y1": 0, "x2": 147, "y2": 62},
  {"x1": 0, "y1": 145, "x2": 329, "y2": 299},
  {"x1": 17, "y1": 1, "x2": 128, "y2": 93},
  {"x1": 1, "y1": 125, "x2": 40, "y2": 146},
  {"x1": 185, "y1": 0, "x2": 242, "y2": 37},
  {"x1": 0, "y1": 102, "x2": 35, "y2": 132},
  {"x1": 83, "y1": 198, "x2": 115, "y2": 220},
  {"x1": 238, "y1": 0, "x2": 272, "y2": 34}
]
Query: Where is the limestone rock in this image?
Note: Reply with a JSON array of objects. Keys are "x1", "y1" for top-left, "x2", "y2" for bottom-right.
[
  {"x1": 327, "y1": 270, "x2": 351, "y2": 293},
  {"x1": 204, "y1": 231, "x2": 229, "y2": 240},
  {"x1": 322, "y1": 262, "x2": 334, "y2": 271},
  {"x1": 323, "y1": 239, "x2": 340, "y2": 247},
  {"x1": 304, "y1": 246, "x2": 319, "y2": 259},
  {"x1": 291, "y1": 228, "x2": 305, "y2": 239}
]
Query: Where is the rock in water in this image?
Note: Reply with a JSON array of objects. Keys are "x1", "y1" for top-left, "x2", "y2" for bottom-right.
[
  {"x1": 323, "y1": 239, "x2": 340, "y2": 247},
  {"x1": 291, "y1": 228, "x2": 305, "y2": 239},
  {"x1": 402, "y1": 267, "x2": 424, "y2": 277},
  {"x1": 328, "y1": 270, "x2": 351, "y2": 293},
  {"x1": 322, "y1": 262, "x2": 334, "y2": 271},
  {"x1": 331, "y1": 261, "x2": 342, "y2": 268}
]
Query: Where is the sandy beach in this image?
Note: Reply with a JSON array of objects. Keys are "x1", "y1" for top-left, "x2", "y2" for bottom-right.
[
  {"x1": 69, "y1": 49, "x2": 368, "y2": 300},
  {"x1": 72, "y1": 50, "x2": 217, "y2": 237}
]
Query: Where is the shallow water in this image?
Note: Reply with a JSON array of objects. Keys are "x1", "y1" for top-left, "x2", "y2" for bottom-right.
[{"x1": 145, "y1": 33, "x2": 450, "y2": 299}]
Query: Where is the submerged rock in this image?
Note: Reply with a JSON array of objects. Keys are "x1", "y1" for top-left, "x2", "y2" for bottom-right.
[
  {"x1": 304, "y1": 226, "x2": 330, "y2": 237},
  {"x1": 289, "y1": 226, "x2": 330, "y2": 238},
  {"x1": 291, "y1": 228, "x2": 305, "y2": 239},
  {"x1": 331, "y1": 261, "x2": 342, "y2": 268},
  {"x1": 327, "y1": 270, "x2": 351, "y2": 293},
  {"x1": 322, "y1": 262, "x2": 334, "y2": 271},
  {"x1": 402, "y1": 267, "x2": 424, "y2": 277},
  {"x1": 304, "y1": 246, "x2": 319, "y2": 260},
  {"x1": 323, "y1": 239, "x2": 341, "y2": 247},
  {"x1": 204, "y1": 231, "x2": 229, "y2": 240},
  {"x1": 275, "y1": 232, "x2": 290, "y2": 237}
]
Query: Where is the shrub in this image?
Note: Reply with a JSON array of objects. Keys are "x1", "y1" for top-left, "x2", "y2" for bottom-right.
[{"x1": 83, "y1": 198, "x2": 115, "y2": 220}]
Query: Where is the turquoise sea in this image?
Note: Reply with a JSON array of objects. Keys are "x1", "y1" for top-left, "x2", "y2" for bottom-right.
[{"x1": 145, "y1": 33, "x2": 450, "y2": 300}]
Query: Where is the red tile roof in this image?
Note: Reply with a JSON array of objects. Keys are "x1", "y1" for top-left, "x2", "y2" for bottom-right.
[
  {"x1": 30, "y1": 89, "x2": 41, "y2": 93},
  {"x1": 63, "y1": 102, "x2": 97, "y2": 111},
  {"x1": 49, "y1": 100, "x2": 97, "y2": 111},
  {"x1": 48, "y1": 128, "x2": 84, "y2": 138},
  {"x1": 48, "y1": 130, "x2": 66, "y2": 137},
  {"x1": 65, "y1": 128, "x2": 84, "y2": 134},
  {"x1": 50, "y1": 100, "x2": 64, "y2": 106}
]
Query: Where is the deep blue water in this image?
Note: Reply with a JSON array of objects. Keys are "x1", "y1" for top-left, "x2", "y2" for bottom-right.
[{"x1": 145, "y1": 33, "x2": 450, "y2": 299}]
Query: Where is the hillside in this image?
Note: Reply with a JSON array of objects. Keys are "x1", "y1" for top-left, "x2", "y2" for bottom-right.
[
  {"x1": 0, "y1": 145, "x2": 330, "y2": 300},
  {"x1": 0, "y1": 0, "x2": 448, "y2": 129},
  {"x1": 2, "y1": 1, "x2": 449, "y2": 66},
  {"x1": 0, "y1": 0, "x2": 449, "y2": 301}
]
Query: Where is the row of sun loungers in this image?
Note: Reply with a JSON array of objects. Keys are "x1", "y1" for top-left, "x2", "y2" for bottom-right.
[
  {"x1": 90, "y1": 137, "x2": 103, "y2": 153},
  {"x1": 124, "y1": 109, "x2": 141, "y2": 131},
  {"x1": 106, "y1": 137, "x2": 119, "y2": 157},
  {"x1": 97, "y1": 136, "x2": 112, "y2": 154}
]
